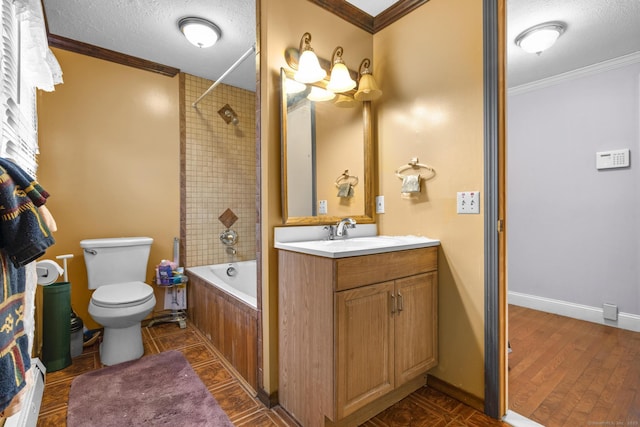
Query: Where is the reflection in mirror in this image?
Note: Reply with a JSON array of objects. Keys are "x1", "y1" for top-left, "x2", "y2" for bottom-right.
[{"x1": 280, "y1": 68, "x2": 374, "y2": 225}]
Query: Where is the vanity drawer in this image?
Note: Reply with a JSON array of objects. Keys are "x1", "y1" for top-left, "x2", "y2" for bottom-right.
[{"x1": 334, "y1": 247, "x2": 437, "y2": 291}]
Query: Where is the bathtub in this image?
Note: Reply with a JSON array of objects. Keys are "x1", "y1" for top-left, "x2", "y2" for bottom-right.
[
  {"x1": 187, "y1": 260, "x2": 257, "y2": 309},
  {"x1": 186, "y1": 260, "x2": 258, "y2": 390}
]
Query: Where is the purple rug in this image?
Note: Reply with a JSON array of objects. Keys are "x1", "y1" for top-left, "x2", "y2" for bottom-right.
[{"x1": 67, "y1": 350, "x2": 233, "y2": 426}]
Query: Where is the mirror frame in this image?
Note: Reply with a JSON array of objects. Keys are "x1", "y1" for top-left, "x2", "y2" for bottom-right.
[{"x1": 280, "y1": 68, "x2": 375, "y2": 225}]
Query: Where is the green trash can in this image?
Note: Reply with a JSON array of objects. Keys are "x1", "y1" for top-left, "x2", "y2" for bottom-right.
[{"x1": 42, "y1": 282, "x2": 71, "y2": 372}]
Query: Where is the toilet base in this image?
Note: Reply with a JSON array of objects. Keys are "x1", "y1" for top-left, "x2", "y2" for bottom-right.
[{"x1": 99, "y1": 323, "x2": 144, "y2": 366}]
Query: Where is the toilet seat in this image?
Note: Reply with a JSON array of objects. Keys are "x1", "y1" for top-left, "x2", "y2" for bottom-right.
[{"x1": 91, "y1": 281, "x2": 154, "y2": 308}]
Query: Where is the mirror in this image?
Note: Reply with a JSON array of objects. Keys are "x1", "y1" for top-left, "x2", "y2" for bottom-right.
[{"x1": 280, "y1": 68, "x2": 374, "y2": 225}]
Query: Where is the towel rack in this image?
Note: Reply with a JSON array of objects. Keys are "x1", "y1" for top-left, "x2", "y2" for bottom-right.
[
  {"x1": 335, "y1": 170, "x2": 359, "y2": 187},
  {"x1": 395, "y1": 158, "x2": 436, "y2": 180}
]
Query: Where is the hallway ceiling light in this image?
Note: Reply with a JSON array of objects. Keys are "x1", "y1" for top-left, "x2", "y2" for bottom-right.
[
  {"x1": 327, "y1": 46, "x2": 356, "y2": 93},
  {"x1": 294, "y1": 32, "x2": 326, "y2": 84},
  {"x1": 179, "y1": 17, "x2": 221, "y2": 48},
  {"x1": 515, "y1": 21, "x2": 566, "y2": 54}
]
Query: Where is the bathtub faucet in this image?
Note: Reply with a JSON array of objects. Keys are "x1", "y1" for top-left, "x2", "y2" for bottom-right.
[{"x1": 336, "y1": 217, "x2": 356, "y2": 238}]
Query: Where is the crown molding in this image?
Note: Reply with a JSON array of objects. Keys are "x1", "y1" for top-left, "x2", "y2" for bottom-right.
[
  {"x1": 47, "y1": 34, "x2": 180, "y2": 77},
  {"x1": 509, "y1": 51, "x2": 640, "y2": 96},
  {"x1": 306, "y1": 0, "x2": 430, "y2": 34}
]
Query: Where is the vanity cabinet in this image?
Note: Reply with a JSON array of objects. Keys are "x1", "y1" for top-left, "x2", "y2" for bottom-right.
[{"x1": 278, "y1": 246, "x2": 438, "y2": 427}]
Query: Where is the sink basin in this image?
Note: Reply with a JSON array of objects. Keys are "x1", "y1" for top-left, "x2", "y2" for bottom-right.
[{"x1": 274, "y1": 235, "x2": 440, "y2": 258}]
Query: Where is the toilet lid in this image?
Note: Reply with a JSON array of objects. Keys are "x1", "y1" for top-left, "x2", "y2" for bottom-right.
[{"x1": 91, "y1": 282, "x2": 154, "y2": 308}]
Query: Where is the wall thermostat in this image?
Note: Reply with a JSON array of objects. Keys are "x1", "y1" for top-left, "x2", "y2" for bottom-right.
[{"x1": 596, "y1": 149, "x2": 630, "y2": 170}]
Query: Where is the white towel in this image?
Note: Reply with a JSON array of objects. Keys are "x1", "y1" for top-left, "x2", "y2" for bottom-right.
[{"x1": 401, "y1": 174, "x2": 421, "y2": 193}]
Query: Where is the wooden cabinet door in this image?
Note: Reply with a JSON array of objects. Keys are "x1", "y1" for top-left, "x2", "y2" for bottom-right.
[
  {"x1": 394, "y1": 272, "x2": 438, "y2": 386},
  {"x1": 336, "y1": 281, "x2": 395, "y2": 419}
]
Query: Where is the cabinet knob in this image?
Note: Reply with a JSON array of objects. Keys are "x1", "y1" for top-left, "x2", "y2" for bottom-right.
[{"x1": 397, "y1": 292, "x2": 404, "y2": 312}]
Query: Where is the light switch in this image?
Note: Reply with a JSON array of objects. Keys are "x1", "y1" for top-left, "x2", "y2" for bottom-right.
[
  {"x1": 376, "y1": 195, "x2": 385, "y2": 214},
  {"x1": 457, "y1": 191, "x2": 480, "y2": 214}
]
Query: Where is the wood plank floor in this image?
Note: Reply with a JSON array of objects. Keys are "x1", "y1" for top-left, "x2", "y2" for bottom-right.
[
  {"x1": 508, "y1": 305, "x2": 640, "y2": 426},
  {"x1": 36, "y1": 319, "x2": 507, "y2": 426}
]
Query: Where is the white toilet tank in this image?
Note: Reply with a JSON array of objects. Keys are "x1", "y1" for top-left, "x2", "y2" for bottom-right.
[{"x1": 80, "y1": 237, "x2": 153, "y2": 289}]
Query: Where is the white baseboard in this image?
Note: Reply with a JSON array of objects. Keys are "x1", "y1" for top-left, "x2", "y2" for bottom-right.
[
  {"x1": 508, "y1": 291, "x2": 640, "y2": 333},
  {"x1": 503, "y1": 410, "x2": 544, "y2": 427}
]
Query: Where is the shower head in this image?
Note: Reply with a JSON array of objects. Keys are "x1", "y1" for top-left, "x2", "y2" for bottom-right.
[{"x1": 218, "y1": 104, "x2": 239, "y2": 125}]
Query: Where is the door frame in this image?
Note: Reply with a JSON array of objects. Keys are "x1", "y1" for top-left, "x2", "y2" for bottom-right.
[{"x1": 483, "y1": 0, "x2": 507, "y2": 419}]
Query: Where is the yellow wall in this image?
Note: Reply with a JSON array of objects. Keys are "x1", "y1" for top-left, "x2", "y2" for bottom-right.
[
  {"x1": 37, "y1": 48, "x2": 180, "y2": 330},
  {"x1": 374, "y1": 0, "x2": 485, "y2": 398},
  {"x1": 260, "y1": 0, "x2": 373, "y2": 394}
]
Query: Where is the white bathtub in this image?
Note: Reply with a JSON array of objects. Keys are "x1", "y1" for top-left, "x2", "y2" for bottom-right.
[{"x1": 187, "y1": 260, "x2": 257, "y2": 309}]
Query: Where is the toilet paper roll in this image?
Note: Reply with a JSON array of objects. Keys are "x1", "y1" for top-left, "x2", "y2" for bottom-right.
[{"x1": 36, "y1": 259, "x2": 64, "y2": 286}]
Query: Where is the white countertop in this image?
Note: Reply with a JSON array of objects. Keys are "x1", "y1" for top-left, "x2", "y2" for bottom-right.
[{"x1": 274, "y1": 225, "x2": 440, "y2": 258}]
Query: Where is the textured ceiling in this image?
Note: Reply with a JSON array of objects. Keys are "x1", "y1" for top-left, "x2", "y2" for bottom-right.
[
  {"x1": 43, "y1": 0, "x2": 257, "y2": 91},
  {"x1": 43, "y1": 1, "x2": 640, "y2": 92},
  {"x1": 507, "y1": 0, "x2": 640, "y2": 87}
]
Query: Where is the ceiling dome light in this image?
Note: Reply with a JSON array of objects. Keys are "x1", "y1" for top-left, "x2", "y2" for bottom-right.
[
  {"x1": 515, "y1": 21, "x2": 566, "y2": 54},
  {"x1": 179, "y1": 17, "x2": 221, "y2": 48}
]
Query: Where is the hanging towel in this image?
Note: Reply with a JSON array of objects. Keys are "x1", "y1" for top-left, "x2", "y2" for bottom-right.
[
  {"x1": 0, "y1": 158, "x2": 55, "y2": 414},
  {"x1": 337, "y1": 182, "x2": 354, "y2": 198},
  {"x1": 401, "y1": 174, "x2": 421, "y2": 193}
]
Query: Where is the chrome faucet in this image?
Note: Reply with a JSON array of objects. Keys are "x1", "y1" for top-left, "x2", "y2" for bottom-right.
[{"x1": 335, "y1": 218, "x2": 356, "y2": 237}]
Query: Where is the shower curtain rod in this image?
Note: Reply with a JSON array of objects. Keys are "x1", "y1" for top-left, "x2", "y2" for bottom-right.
[{"x1": 192, "y1": 44, "x2": 256, "y2": 107}]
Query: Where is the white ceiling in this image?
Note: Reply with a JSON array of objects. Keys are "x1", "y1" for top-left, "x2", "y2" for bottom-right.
[
  {"x1": 345, "y1": 0, "x2": 401, "y2": 17},
  {"x1": 42, "y1": 1, "x2": 640, "y2": 91}
]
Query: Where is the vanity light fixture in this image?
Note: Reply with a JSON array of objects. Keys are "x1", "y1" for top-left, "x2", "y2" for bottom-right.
[
  {"x1": 178, "y1": 17, "x2": 221, "y2": 48},
  {"x1": 285, "y1": 78, "x2": 307, "y2": 94},
  {"x1": 294, "y1": 32, "x2": 326, "y2": 84},
  {"x1": 327, "y1": 47, "x2": 356, "y2": 93},
  {"x1": 334, "y1": 94, "x2": 356, "y2": 108},
  {"x1": 515, "y1": 21, "x2": 566, "y2": 54},
  {"x1": 354, "y1": 58, "x2": 382, "y2": 101},
  {"x1": 307, "y1": 86, "x2": 336, "y2": 102}
]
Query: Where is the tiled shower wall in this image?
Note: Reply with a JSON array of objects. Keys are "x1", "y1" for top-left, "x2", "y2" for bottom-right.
[{"x1": 183, "y1": 74, "x2": 257, "y2": 267}]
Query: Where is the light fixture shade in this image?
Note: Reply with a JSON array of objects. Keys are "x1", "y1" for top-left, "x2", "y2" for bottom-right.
[
  {"x1": 307, "y1": 86, "x2": 335, "y2": 102},
  {"x1": 327, "y1": 47, "x2": 356, "y2": 93},
  {"x1": 355, "y1": 74, "x2": 382, "y2": 101},
  {"x1": 294, "y1": 32, "x2": 326, "y2": 84},
  {"x1": 355, "y1": 58, "x2": 382, "y2": 101},
  {"x1": 295, "y1": 50, "x2": 326, "y2": 83},
  {"x1": 179, "y1": 17, "x2": 221, "y2": 48},
  {"x1": 334, "y1": 94, "x2": 356, "y2": 108},
  {"x1": 327, "y1": 62, "x2": 356, "y2": 92},
  {"x1": 515, "y1": 22, "x2": 565, "y2": 54},
  {"x1": 285, "y1": 78, "x2": 307, "y2": 94}
]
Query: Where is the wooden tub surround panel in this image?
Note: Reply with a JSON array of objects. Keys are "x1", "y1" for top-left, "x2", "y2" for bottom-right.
[{"x1": 187, "y1": 273, "x2": 258, "y2": 391}]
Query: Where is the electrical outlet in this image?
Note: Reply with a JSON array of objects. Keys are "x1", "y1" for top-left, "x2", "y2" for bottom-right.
[
  {"x1": 318, "y1": 200, "x2": 327, "y2": 215},
  {"x1": 376, "y1": 195, "x2": 385, "y2": 214},
  {"x1": 457, "y1": 191, "x2": 480, "y2": 214}
]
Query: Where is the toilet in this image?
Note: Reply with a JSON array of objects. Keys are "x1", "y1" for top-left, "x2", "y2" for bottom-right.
[{"x1": 80, "y1": 237, "x2": 156, "y2": 366}]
